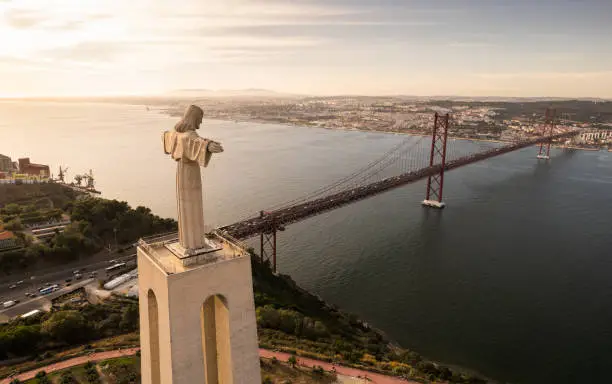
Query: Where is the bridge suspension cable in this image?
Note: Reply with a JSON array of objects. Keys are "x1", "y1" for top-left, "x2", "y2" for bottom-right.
[{"x1": 264, "y1": 135, "x2": 427, "y2": 212}]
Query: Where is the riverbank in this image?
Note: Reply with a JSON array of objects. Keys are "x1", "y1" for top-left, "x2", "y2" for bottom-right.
[{"x1": 162, "y1": 108, "x2": 601, "y2": 152}]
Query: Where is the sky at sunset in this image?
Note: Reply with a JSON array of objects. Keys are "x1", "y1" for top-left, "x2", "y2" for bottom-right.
[{"x1": 0, "y1": 0, "x2": 611, "y2": 98}]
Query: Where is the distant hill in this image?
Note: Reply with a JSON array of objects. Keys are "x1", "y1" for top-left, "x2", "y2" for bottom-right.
[{"x1": 167, "y1": 88, "x2": 301, "y2": 99}]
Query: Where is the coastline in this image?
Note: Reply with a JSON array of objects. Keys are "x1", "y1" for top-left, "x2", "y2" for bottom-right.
[{"x1": 162, "y1": 109, "x2": 601, "y2": 152}]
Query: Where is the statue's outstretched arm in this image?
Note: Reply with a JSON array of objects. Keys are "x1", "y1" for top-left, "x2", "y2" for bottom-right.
[{"x1": 208, "y1": 141, "x2": 224, "y2": 153}]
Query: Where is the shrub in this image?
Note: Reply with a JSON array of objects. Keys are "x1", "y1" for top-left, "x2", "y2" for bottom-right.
[
  {"x1": 312, "y1": 365, "x2": 325, "y2": 376},
  {"x1": 59, "y1": 371, "x2": 78, "y2": 384},
  {"x1": 34, "y1": 370, "x2": 50, "y2": 384},
  {"x1": 41, "y1": 311, "x2": 90, "y2": 344}
]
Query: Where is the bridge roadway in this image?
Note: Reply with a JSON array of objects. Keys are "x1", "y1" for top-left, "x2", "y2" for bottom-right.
[{"x1": 220, "y1": 130, "x2": 579, "y2": 239}]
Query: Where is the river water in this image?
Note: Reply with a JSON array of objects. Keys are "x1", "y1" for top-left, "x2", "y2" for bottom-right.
[{"x1": 1, "y1": 101, "x2": 611, "y2": 384}]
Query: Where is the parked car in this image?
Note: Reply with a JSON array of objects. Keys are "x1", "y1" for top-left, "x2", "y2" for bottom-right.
[
  {"x1": 8, "y1": 284, "x2": 17, "y2": 289},
  {"x1": 65, "y1": 278, "x2": 72, "y2": 283},
  {"x1": 75, "y1": 274, "x2": 83, "y2": 280}
]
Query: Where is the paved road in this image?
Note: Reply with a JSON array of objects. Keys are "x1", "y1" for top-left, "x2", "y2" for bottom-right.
[
  {"x1": 0, "y1": 246, "x2": 137, "y2": 287},
  {"x1": 0, "y1": 278, "x2": 97, "y2": 319},
  {"x1": 1, "y1": 348, "x2": 415, "y2": 384},
  {"x1": 0, "y1": 253, "x2": 137, "y2": 318}
]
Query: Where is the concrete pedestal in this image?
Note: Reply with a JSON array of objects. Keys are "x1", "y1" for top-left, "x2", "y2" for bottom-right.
[
  {"x1": 138, "y1": 235, "x2": 261, "y2": 384},
  {"x1": 536, "y1": 155, "x2": 550, "y2": 160},
  {"x1": 422, "y1": 199, "x2": 446, "y2": 209}
]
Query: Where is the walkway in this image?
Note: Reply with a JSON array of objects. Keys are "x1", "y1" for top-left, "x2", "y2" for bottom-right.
[
  {"x1": 2, "y1": 348, "x2": 414, "y2": 384},
  {"x1": 0, "y1": 348, "x2": 139, "y2": 384},
  {"x1": 260, "y1": 349, "x2": 415, "y2": 384}
]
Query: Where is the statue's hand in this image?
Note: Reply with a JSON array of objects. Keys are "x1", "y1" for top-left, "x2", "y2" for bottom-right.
[{"x1": 208, "y1": 141, "x2": 224, "y2": 153}]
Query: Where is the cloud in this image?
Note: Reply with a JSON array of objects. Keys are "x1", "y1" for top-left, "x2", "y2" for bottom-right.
[
  {"x1": 474, "y1": 71, "x2": 612, "y2": 80},
  {"x1": 448, "y1": 42, "x2": 496, "y2": 48},
  {"x1": 41, "y1": 41, "x2": 124, "y2": 62},
  {"x1": 46, "y1": 15, "x2": 110, "y2": 31},
  {"x1": 3, "y1": 8, "x2": 44, "y2": 28}
]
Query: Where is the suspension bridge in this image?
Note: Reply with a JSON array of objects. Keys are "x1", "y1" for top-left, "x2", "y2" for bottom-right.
[
  {"x1": 217, "y1": 110, "x2": 581, "y2": 271},
  {"x1": 165, "y1": 109, "x2": 583, "y2": 272}
]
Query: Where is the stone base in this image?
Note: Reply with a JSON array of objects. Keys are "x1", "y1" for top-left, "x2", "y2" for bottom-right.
[
  {"x1": 536, "y1": 155, "x2": 550, "y2": 160},
  {"x1": 422, "y1": 199, "x2": 446, "y2": 209},
  {"x1": 138, "y1": 234, "x2": 261, "y2": 384},
  {"x1": 165, "y1": 238, "x2": 223, "y2": 266}
]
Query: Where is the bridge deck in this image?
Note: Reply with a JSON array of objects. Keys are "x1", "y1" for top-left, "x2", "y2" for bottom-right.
[{"x1": 220, "y1": 130, "x2": 578, "y2": 239}]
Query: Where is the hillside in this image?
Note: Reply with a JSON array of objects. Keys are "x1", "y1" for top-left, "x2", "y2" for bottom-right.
[{"x1": 0, "y1": 184, "x2": 490, "y2": 383}]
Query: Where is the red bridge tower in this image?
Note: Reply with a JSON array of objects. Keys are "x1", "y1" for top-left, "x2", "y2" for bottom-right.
[
  {"x1": 537, "y1": 108, "x2": 556, "y2": 160},
  {"x1": 422, "y1": 112, "x2": 450, "y2": 209}
]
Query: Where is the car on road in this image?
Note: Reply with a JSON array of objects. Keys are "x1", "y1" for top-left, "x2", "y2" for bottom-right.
[
  {"x1": 109, "y1": 259, "x2": 117, "y2": 264},
  {"x1": 16, "y1": 280, "x2": 24, "y2": 285},
  {"x1": 89, "y1": 272, "x2": 98, "y2": 278},
  {"x1": 65, "y1": 278, "x2": 72, "y2": 283},
  {"x1": 8, "y1": 284, "x2": 17, "y2": 289},
  {"x1": 75, "y1": 273, "x2": 82, "y2": 280},
  {"x1": 73, "y1": 270, "x2": 80, "y2": 275}
]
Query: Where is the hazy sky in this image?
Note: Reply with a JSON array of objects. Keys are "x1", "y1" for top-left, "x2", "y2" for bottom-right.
[{"x1": 1, "y1": 0, "x2": 611, "y2": 97}]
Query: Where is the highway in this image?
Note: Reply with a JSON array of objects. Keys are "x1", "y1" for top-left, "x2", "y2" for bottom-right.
[
  {"x1": 0, "y1": 278, "x2": 94, "y2": 319},
  {"x1": 0, "y1": 252, "x2": 137, "y2": 321}
]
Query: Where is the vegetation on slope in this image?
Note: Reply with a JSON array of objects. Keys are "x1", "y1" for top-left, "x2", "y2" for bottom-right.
[
  {"x1": 0, "y1": 186, "x2": 489, "y2": 383},
  {"x1": 0, "y1": 184, "x2": 176, "y2": 274}
]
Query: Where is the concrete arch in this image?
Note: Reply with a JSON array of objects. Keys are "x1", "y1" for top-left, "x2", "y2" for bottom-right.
[
  {"x1": 147, "y1": 289, "x2": 161, "y2": 384},
  {"x1": 201, "y1": 294, "x2": 233, "y2": 384}
]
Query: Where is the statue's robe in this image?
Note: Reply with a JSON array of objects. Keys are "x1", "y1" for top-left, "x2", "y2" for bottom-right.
[{"x1": 163, "y1": 131, "x2": 212, "y2": 250}]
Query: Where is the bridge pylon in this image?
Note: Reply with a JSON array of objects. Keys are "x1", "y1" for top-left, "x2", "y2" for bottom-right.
[
  {"x1": 537, "y1": 108, "x2": 556, "y2": 160},
  {"x1": 259, "y1": 211, "x2": 285, "y2": 273},
  {"x1": 422, "y1": 112, "x2": 450, "y2": 209}
]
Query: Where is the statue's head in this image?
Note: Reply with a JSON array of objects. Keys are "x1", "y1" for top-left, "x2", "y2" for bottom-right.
[{"x1": 174, "y1": 105, "x2": 204, "y2": 132}]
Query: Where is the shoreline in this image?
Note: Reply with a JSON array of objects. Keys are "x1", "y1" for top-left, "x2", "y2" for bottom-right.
[{"x1": 163, "y1": 109, "x2": 602, "y2": 152}]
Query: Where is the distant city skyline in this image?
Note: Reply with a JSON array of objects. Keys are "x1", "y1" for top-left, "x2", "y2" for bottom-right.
[{"x1": 0, "y1": 0, "x2": 611, "y2": 98}]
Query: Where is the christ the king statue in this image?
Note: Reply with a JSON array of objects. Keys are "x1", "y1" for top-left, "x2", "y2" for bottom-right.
[{"x1": 163, "y1": 105, "x2": 223, "y2": 252}]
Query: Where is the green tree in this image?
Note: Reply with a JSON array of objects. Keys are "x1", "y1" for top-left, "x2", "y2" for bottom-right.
[
  {"x1": 59, "y1": 372, "x2": 78, "y2": 384},
  {"x1": 3, "y1": 218, "x2": 23, "y2": 231},
  {"x1": 34, "y1": 370, "x2": 50, "y2": 384},
  {"x1": 256, "y1": 306, "x2": 281, "y2": 329},
  {"x1": 120, "y1": 304, "x2": 139, "y2": 331},
  {"x1": 2, "y1": 325, "x2": 41, "y2": 356},
  {"x1": 41, "y1": 311, "x2": 90, "y2": 344},
  {"x1": 3, "y1": 203, "x2": 22, "y2": 215},
  {"x1": 287, "y1": 355, "x2": 297, "y2": 368},
  {"x1": 262, "y1": 376, "x2": 273, "y2": 384},
  {"x1": 96, "y1": 313, "x2": 122, "y2": 336},
  {"x1": 9, "y1": 379, "x2": 22, "y2": 384}
]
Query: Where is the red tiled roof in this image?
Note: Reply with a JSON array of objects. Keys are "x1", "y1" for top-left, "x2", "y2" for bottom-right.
[{"x1": 0, "y1": 230, "x2": 15, "y2": 240}]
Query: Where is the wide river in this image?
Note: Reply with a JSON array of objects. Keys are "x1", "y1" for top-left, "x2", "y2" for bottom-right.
[{"x1": 2, "y1": 101, "x2": 612, "y2": 383}]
